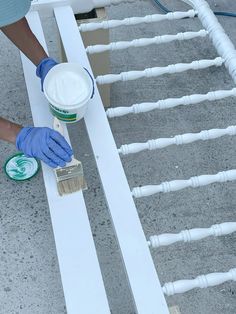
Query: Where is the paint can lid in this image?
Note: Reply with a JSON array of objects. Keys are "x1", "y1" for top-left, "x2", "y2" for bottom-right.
[{"x1": 4, "y1": 153, "x2": 40, "y2": 181}]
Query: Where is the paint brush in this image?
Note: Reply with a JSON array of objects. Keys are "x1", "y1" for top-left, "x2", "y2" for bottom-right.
[{"x1": 53, "y1": 117, "x2": 87, "y2": 195}]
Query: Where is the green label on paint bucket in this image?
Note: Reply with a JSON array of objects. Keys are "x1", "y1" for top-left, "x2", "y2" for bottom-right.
[{"x1": 50, "y1": 104, "x2": 77, "y2": 122}]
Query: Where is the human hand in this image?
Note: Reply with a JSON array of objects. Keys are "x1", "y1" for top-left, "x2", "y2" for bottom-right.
[
  {"x1": 36, "y1": 57, "x2": 58, "y2": 91},
  {"x1": 16, "y1": 127, "x2": 73, "y2": 168}
]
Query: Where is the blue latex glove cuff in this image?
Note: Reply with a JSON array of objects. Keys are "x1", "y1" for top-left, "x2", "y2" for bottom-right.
[
  {"x1": 36, "y1": 57, "x2": 58, "y2": 91},
  {"x1": 16, "y1": 127, "x2": 33, "y2": 153}
]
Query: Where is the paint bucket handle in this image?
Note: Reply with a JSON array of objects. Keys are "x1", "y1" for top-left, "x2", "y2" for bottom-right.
[{"x1": 83, "y1": 67, "x2": 95, "y2": 99}]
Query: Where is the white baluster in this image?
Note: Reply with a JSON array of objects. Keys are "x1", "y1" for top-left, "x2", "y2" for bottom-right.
[
  {"x1": 79, "y1": 10, "x2": 196, "y2": 32},
  {"x1": 132, "y1": 169, "x2": 236, "y2": 198},
  {"x1": 106, "y1": 88, "x2": 236, "y2": 118},
  {"x1": 118, "y1": 125, "x2": 236, "y2": 155},
  {"x1": 148, "y1": 222, "x2": 236, "y2": 248},
  {"x1": 163, "y1": 268, "x2": 236, "y2": 296},
  {"x1": 97, "y1": 57, "x2": 223, "y2": 85},
  {"x1": 86, "y1": 30, "x2": 208, "y2": 54}
]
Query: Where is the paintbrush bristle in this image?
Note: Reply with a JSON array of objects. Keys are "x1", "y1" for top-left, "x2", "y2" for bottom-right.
[
  {"x1": 57, "y1": 176, "x2": 87, "y2": 196},
  {"x1": 55, "y1": 163, "x2": 87, "y2": 196}
]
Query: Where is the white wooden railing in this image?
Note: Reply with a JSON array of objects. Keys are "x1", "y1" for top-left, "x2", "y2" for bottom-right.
[
  {"x1": 31, "y1": 0, "x2": 135, "y2": 15},
  {"x1": 26, "y1": 0, "x2": 236, "y2": 313},
  {"x1": 54, "y1": 4, "x2": 169, "y2": 314},
  {"x1": 21, "y1": 10, "x2": 110, "y2": 314}
]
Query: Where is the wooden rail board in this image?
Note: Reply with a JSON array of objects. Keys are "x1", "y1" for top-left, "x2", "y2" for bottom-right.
[
  {"x1": 54, "y1": 5, "x2": 169, "y2": 314},
  {"x1": 21, "y1": 10, "x2": 110, "y2": 314}
]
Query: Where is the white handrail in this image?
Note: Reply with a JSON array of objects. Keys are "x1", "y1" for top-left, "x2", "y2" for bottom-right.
[
  {"x1": 22, "y1": 10, "x2": 110, "y2": 314},
  {"x1": 191, "y1": 0, "x2": 236, "y2": 83},
  {"x1": 54, "y1": 5, "x2": 169, "y2": 314},
  {"x1": 31, "y1": 0, "x2": 133, "y2": 15},
  {"x1": 94, "y1": 0, "x2": 135, "y2": 6}
]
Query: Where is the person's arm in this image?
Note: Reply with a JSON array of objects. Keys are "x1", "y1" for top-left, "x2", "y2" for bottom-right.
[
  {"x1": 0, "y1": 117, "x2": 22, "y2": 144},
  {"x1": 1, "y1": 17, "x2": 47, "y2": 66},
  {"x1": 0, "y1": 116, "x2": 73, "y2": 168},
  {"x1": 2, "y1": 16, "x2": 58, "y2": 91},
  {"x1": 0, "y1": 16, "x2": 73, "y2": 168}
]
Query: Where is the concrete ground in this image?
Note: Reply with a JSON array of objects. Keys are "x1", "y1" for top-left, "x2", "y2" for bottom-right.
[{"x1": 0, "y1": 0, "x2": 236, "y2": 313}]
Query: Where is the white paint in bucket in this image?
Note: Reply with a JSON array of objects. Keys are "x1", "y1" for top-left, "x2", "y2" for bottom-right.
[{"x1": 43, "y1": 63, "x2": 94, "y2": 123}]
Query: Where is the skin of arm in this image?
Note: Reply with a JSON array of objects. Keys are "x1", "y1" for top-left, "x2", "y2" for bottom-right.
[
  {"x1": 0, "y1": 117, "x2": 22, "y2": 144},
  {"x1": 0, "y1": 17, "x2": 48, "y2": 144},
  {"x1": 0, "y1": 16, "x2": 73, "y2": 168},
  {"x1": 1, "y1": 17, "x2": 47, "y2": 66}
]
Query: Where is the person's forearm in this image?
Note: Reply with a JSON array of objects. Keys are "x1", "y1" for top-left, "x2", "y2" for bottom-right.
[
  {"x1": 0, "y1": 117, "x2": 22, "y2": 144},
  {"x1": 1, "y1": 17, "x2": 47, "y2": 66}
]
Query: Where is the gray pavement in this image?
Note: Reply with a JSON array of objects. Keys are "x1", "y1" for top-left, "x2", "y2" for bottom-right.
[{"x1": 1, "y1": 0, "x2": 236, "y2": 313}]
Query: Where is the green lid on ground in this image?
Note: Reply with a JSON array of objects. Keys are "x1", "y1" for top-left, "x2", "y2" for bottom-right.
[{"x1": 4, "y1": 153, "x2": 40, "y2": 181}]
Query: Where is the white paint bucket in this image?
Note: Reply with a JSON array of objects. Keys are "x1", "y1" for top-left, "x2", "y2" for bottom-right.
[{"x1": 43, "y1": 63, "x2": 94, "y2": 123}]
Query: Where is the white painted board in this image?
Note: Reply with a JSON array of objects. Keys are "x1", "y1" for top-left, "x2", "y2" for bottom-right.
[
  {"x1": 54, "y1": 5, "x2": 169, "y2": 314},
  {"x1": 21, "y1": 10, "x2": 110, "y2": 314}
]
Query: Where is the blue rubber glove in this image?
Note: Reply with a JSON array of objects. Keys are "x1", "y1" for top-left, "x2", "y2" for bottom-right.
[
  {"x1": 36, "y1": 57, "x2": 58, "y2": 91},
  {"x1": 16, "y1": 127, "x2": 73, "y2": 168}
]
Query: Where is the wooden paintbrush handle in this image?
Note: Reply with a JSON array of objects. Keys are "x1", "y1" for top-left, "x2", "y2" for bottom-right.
[{"x1": 53, "y1": 117, "x2": 77, "y2": 165}]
